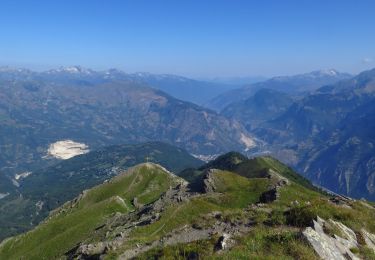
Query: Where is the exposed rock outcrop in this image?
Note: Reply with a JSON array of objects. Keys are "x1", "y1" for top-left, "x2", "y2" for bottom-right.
[
  {"x1": 215, "y1": 233, "x2": 232, "y2": 251},
  {"x1": 203, "y1": 169, "x2": 217, "y2": 193},
  {"x1": 66, "y1": 182, "x2": 193, "y2": 259},
  {"x1": 259, "y1": 169, "x2": 289, "y2": 203},
  {"x1": 302, "y1": 216, "x2": 375, "y2": 260}
]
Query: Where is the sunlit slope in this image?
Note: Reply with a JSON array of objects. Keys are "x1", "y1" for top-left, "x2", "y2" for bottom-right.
[
  {"x1": 0, "y1": 163, "x2": 183, "y2": 259},
  {"x1": 0, "y1": 142, "x2": 202, "y2": 240},
  {"x1": 1, "y1": 154, "x2": 374, "y2": 259}
]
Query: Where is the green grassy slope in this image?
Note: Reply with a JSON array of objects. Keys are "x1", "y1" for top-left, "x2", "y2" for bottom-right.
[
  {"x1": 0, "y1": 163, "x2": 182, "y2": 259},
  {"x1": 1, "y1": 153, "x2": 374, "y2": 260},
  {"x1": 179, "y1": 152, "x2": 319, "y2": 193},
  {"x1": 0, "y1": 142, "x2": 202, "y2": 240}
]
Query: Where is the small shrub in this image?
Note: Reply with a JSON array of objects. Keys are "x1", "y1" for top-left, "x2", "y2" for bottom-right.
[
  {"x1": 265, "y1": 230, "x2": 295, "y2": 243},
  {"x1": 355, "y1": 231, "x2": 366, "y2": 245},
  {"x1": 267, "y1": 209, "x2": 286, "y2": 226},
  {"x1": 254, "y1": 210, "x2": 269, "y2": 224},
  {"x1": 360, "y1": 246, "x2": 375, "y2": 260},
  {"x1": 286, "y1": 205, "x2": 317, "y2": 227}
]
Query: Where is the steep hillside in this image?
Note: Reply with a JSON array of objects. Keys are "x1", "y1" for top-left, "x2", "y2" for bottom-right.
[
  {"x1": 209, "y1": 69, "x2": 351, "y2": 111},
  {"x1": 179, "y1": 152, "x2": 318, "y2": 193},
  {"x1": 1, "y1": 154, "x2": 374, "y2": 259},
  {"x1": 0, "y1": 142, "x2": 202, "y2": 240},
  {"x1": 0, "y1": 163, "x2": 185, "y2": 259},
  {"x1": 222, "y1": 88, "x2": 294, "y2": 130},
  {"x1": 254, "y1": 68, "x2": 375, "y2": 200}
]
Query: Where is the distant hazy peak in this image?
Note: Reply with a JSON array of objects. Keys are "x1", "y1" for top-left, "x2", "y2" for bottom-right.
[
  {"x1": 272, "y1": 69, "x2": 351, "y2": 82},
  {"x1": 0, "y1": 66, "x2": 31, "y2": 73},
  {"x1": 308, "y1": 69, "x2": 340, "y2": 76},
  {"x1": 47, "y1": 66, "x2": 94, "y2": 74}
]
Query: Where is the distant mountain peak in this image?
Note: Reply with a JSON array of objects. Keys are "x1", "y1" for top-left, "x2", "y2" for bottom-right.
[
  {"x1": 272, "y1": 69, "x2": 349, "y2": 81},
  {"x1": 48, "y1": 66, "x2": 94, "y2": 74},
  {"x1": 308, "y1": 69, "x2": 341, "y2": 77},
  {"x1": 105, "y1": 68, "x2": 126, "y2": 74},
  {"x1": 0, "y1": 66, "x2": 31, "y2": 73}
]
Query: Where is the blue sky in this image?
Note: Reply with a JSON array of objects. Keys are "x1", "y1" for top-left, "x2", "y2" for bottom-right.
[{"x1": 0, "y1": 0, "x2": 374, "y2": 77}]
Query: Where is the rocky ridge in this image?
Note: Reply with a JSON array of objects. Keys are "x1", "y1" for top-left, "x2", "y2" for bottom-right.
[{"x1": 1, "y1": 154, "x2": 374, "y2": 259}]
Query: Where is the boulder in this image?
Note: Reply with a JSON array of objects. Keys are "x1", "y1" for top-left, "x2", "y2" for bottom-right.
[
  {"x1": 215, "y1": 233, "x2": 231, "y2": 251},
  {"x1": 259, "y1": 187, "x2": 278, "y2": 203},
  {"x1": 302, "y1": 217, "x2": 360, "y2": 260}
]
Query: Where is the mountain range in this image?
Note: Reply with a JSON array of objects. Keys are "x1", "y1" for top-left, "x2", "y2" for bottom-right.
[
  {"x1": 1, "y1": 65, "x2": 375, "y2": 211},
  {"x1": 235, "y1": 69, "x2": 375, "y2": 200},
  {"x1": 0, "y1": 66, "x2": 375, "y2": 259},
  {"x1": 0, "y1": 66, "x2": 238, "y2": 105},
  {"x1": 208, "y1": 69, "x2": 352, "y2": 111},
  {"x1": 0, "y1": 67, "x2": 256, "y2": 200}
]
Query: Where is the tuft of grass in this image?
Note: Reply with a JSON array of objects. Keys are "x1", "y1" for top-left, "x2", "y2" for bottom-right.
[
  {"x1": 275, "y1": 183, "x2": 375, "y2": 233},
  {"x1": 222, "y1": 226, "x2": 318, "y2": 259},
  {"x1": 138, "y1": 237, "x2": 218, "y2": 259},
  {"x1": 268, "y1": 209, "x2": 287, "y2": 226},
  {"x1": 286, "y1": 205, "x2": 317, "y2": 227},
  {"x1": 360, "y1": 246, "x2": 375, "y2": 259},
  {"x1": 350, "y1": 247, "x2": 360, "y2": 254}
]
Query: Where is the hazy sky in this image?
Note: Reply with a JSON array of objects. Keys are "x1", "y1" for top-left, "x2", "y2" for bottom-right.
[{"x1": 0, "y1": 0, "x2": 374, "y2": 77}]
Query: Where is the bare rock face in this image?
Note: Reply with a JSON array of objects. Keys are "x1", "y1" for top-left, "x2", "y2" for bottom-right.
[
  {"x1": 259, "y1": 187, "x2": 278, "y2": 203},
  {"x1": 203, "y1": 169, "x2": 217, "y2": 193},
  {"x1": 259, "y1": 169, "x2": 290, "y2": 203},
  {"x1": 302, "y1": 216, "x2": 360, "y2": 260},
  {"x1": 132, "y1": 197, "x2": 143, "y2": 209},
  {"x1": 268, "y1": 169, "x2": 290, "y2": 186}
]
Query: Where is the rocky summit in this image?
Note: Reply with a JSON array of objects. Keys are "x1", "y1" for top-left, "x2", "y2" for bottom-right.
[{"x1": 1, "y1": 153, "x2": 374, "y2": 259}]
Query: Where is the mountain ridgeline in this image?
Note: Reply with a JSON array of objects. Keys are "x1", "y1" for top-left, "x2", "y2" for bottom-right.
[
  {"x1": 208, "y1": 69, "x2": 351, "y2": 111},
  {"x1": 0, "y1": 142, "x2": 203, "y2": 240},
  {"x1": 0, "y1": 152, "x2": 374, "y2": 259}
]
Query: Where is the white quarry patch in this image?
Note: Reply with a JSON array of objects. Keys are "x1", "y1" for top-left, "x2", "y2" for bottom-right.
[
  {"x1": 47, "y1": 140, "x2": 89, "y2": 160},
  {"x1": 0, "y1": 193, "x2": 9, "y2": 200},
  {"x1": 15, "y1": 171, "x2": 32, "y2": 180},
  {"x1": 240, "y1": 133, "x2": 256, "y2": 151}
]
